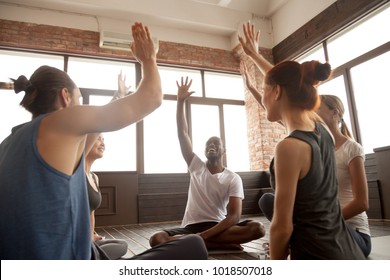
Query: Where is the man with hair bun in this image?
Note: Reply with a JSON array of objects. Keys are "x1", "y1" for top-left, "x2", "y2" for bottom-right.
[{"x1": 0, "y1": 22, "x2": 207, "y2": 260}]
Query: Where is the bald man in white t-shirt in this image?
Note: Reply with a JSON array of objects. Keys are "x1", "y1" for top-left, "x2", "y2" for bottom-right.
[{"x1": 149, "y1": 77, "x2": 265, "y2": 251}]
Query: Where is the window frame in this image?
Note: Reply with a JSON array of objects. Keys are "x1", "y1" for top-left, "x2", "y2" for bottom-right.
[
  {"x1": 294, "y1": 4, "x2": 390, "y2": 149},
  {"x1": 0, "y1": 48, "x2": 250, "y2": 173}
]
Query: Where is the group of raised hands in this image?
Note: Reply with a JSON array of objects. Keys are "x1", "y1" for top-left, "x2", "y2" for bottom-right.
[
  {"x1": 126, "y1": 21, "x2": 267, "y2": 108},
  {"x1": 174, "y1": 21, "x2": 269, "y2": 107}
]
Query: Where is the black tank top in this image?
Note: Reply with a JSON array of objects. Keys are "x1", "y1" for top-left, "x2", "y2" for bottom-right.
[
  {"x1": 87, "y1": 173, "x2": 102, "y2": 212},
  {"x1": 270, "y1": 123, "x2": 365, "y2": 259}
]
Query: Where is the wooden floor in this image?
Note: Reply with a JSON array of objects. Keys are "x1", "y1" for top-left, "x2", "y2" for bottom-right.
[{"x1": 95, "y1": 215, "x2": 390, "y2": 260}]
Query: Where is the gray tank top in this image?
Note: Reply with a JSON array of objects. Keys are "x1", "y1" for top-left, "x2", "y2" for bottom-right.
[{"x1": 270, "y1": 123, "x2": 365, "y2": 259}]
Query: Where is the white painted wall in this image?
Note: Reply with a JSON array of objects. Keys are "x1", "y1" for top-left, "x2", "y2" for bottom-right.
[
  {"x1": 270, "y1": 0, "x2": 337, "y2": 45},
  {"x1": 0, "y1": 5, "x2": 98, "y2": 32},
  {"x1": 0, "y1": 4, "x2": 236, "y2": 50}
]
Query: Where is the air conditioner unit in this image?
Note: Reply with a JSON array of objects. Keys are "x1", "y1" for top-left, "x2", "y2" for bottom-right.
[
  {"x1": 99, "y1": 30, "x2": 133, "y2": 51},
  {"x1": 99, "y1": 30, "x2": 159, "y2": 52}
]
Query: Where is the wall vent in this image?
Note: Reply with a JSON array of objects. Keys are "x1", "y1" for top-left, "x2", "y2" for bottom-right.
[
  {"x1": 99, "y1": 31, "x2": 132, "y2": 51},
  {"x1": 99, "y1": 31, "x2": 159, "y2": 52}
]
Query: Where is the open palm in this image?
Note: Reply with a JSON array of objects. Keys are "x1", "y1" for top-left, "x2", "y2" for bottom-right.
[{"x1": 176, "y1": 76, "x2": 195, "y2": 102}]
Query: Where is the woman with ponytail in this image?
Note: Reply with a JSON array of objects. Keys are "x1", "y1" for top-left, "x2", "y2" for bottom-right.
[
  {"x1": 239, "y1": 22, "x2": 365, "y2": 259},
  {"x1": 318, "y1": 95, "x2": 371, "y2": 257}
]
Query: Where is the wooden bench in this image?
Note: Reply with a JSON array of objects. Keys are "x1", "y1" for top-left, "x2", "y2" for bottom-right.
[
  {"x1": 239, "y1": 171, "x2": 273, "y2": 215},
  {"x1": 138, "y1": 173, "x2": 189, "y2": 223},
  {"x1": 366, "y1": 179, "x2": 383, "y2": 219},
  {"x1": 137, "y1": 171, "x2": 273, "y2": 223},
  {"x1": 365, "y1": 153, "x2": 384, "y2": 220}
]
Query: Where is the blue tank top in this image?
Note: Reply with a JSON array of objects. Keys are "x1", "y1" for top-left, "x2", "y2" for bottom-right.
[{"x1": 0, "y1": 114, "x2": 91, "y2": 259}]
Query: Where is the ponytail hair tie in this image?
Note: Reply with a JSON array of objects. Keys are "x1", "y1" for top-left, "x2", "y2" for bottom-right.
[{"x1": 11, "y1": 75, "x2": 35, "y2": 94}]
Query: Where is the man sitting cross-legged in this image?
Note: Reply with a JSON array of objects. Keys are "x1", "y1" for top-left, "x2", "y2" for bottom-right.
[{"x1": 149, "y1": 77, "x2": 265, "y2": 251}]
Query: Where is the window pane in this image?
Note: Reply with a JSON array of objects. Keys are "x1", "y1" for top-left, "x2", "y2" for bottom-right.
[
  {"x1": 318, "y1": 76, "x2": 353, "y2": 133},
  {"x1": 0, "y1": 50, "x2": 64, "y2": 142},
  {"x1": 350, "y1": 51, "x2": 390, "y2": 153},
  {"x1": 0, "y1": 89, "x2": 31, "y2": 142},
  {"x1": 191, "y1": 104, "x2": 220, "y2": 161},
  {"x1": 88, "y1": 95, "x2": 136, "y2": 171},
  {"x1": 68, "y1": 57, "x2": 135, "y2": 91},
  {"x1": 224, "y1": 105, "x2": 250, "y2": 171},
  {"x1": 204, "y1": 72, "x2": 244, "y2": 100},
  {"x1": 144, "y1": 100, "x2": 187, "y2": 173},
  {"x1": 159, "y1": 66, "x2": 202, "y2": 96},
  {"x1": 327, "y1": 4, "x2": 390, "y2": 68},
  {"x1": 296, "y1": 44, "x2": 325, "y2": 63}
]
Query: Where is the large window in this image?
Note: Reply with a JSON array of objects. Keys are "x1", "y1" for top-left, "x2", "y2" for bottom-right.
[
  {"x1": 143, "y1": 67, "x2": 251, "y2": 173},
  {"x1": 296, "y1": 3, "x2": 390, "y2": 153},
  {"x1": 0, "y1": 50, "x2": 251, "y2": 173},
  {"x1": 68, "y1": 57, "x2": 137, "y2": 171},
  {"x1": 327, "y1": 5, "x2": 390, "y2": 69},
  {"x1": 350, "y1": 51, "x2": 390, "y2": 153}
]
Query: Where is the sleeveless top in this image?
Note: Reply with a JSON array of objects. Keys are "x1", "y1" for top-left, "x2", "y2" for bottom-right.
[
  {"x1": 0, "y1": 114, "x2": 91, "y2": 259},
  {"x1": 87, "y1": 173, "x2": 102, "y2": 212},
  {"x1": 269, "y1": 123, "x2": 365, "y2": 259}
]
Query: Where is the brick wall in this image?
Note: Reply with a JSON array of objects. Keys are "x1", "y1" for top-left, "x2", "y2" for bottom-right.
[
  {"x1": 234, "y1": 45, "x2": 287, "y2": 170},
  {"x1": 0, "y1": 19, "x2": 285, "y2": 170},
  {"x1": 0, "y1": 19, "x2": 239, "y2": 72}
]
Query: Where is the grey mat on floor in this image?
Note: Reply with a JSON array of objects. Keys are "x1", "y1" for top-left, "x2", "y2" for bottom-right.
[{"x1": 368, "y1": 235, "x2": 390, "y2": 260}]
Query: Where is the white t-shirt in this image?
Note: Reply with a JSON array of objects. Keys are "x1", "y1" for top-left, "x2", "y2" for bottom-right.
[
  {"x1": 335, "y1": 139, "x2": 371, "y2": 236},
  {"x1": 181, "y1": 154, "x2": 244, "y2": 227}
]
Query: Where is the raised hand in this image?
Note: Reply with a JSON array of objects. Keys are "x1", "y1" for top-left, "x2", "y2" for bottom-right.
[
  {"x1": 113, "y1": 70, "x2": 132, "y2": 100},
  {"x1": 176, "y1": 76, "x2": 195, "y2": 102},
  {"x1": 131, "y1": 22, "x2": 156, "y2": 64},
  {"x1": 238, "y1": 21, "x2": 260, "y2": 57},
  {"x1": 238, "y1": 22, "x2": 273, "y2": 75},
  {"x1": 241, "y1": 63, "x2": 265, "y2": 110}
]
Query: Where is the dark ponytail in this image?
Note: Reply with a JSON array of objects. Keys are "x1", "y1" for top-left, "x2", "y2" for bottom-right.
[
  {"x1": 11, "y1": 75, "x2": 35, "y2": 94},
  {"x1": 10, "y1": 66, "x2": 76, "y2": 118}
]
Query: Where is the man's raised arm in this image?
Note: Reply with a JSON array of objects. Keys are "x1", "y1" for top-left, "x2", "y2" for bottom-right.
[{"x1": 176, "y1": 77, "x2": 195, "y2": 166}]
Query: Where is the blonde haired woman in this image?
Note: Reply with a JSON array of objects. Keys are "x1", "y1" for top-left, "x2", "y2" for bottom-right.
[{"x1": 317, "y1": 94, "x2": 371, "y2": 257}]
